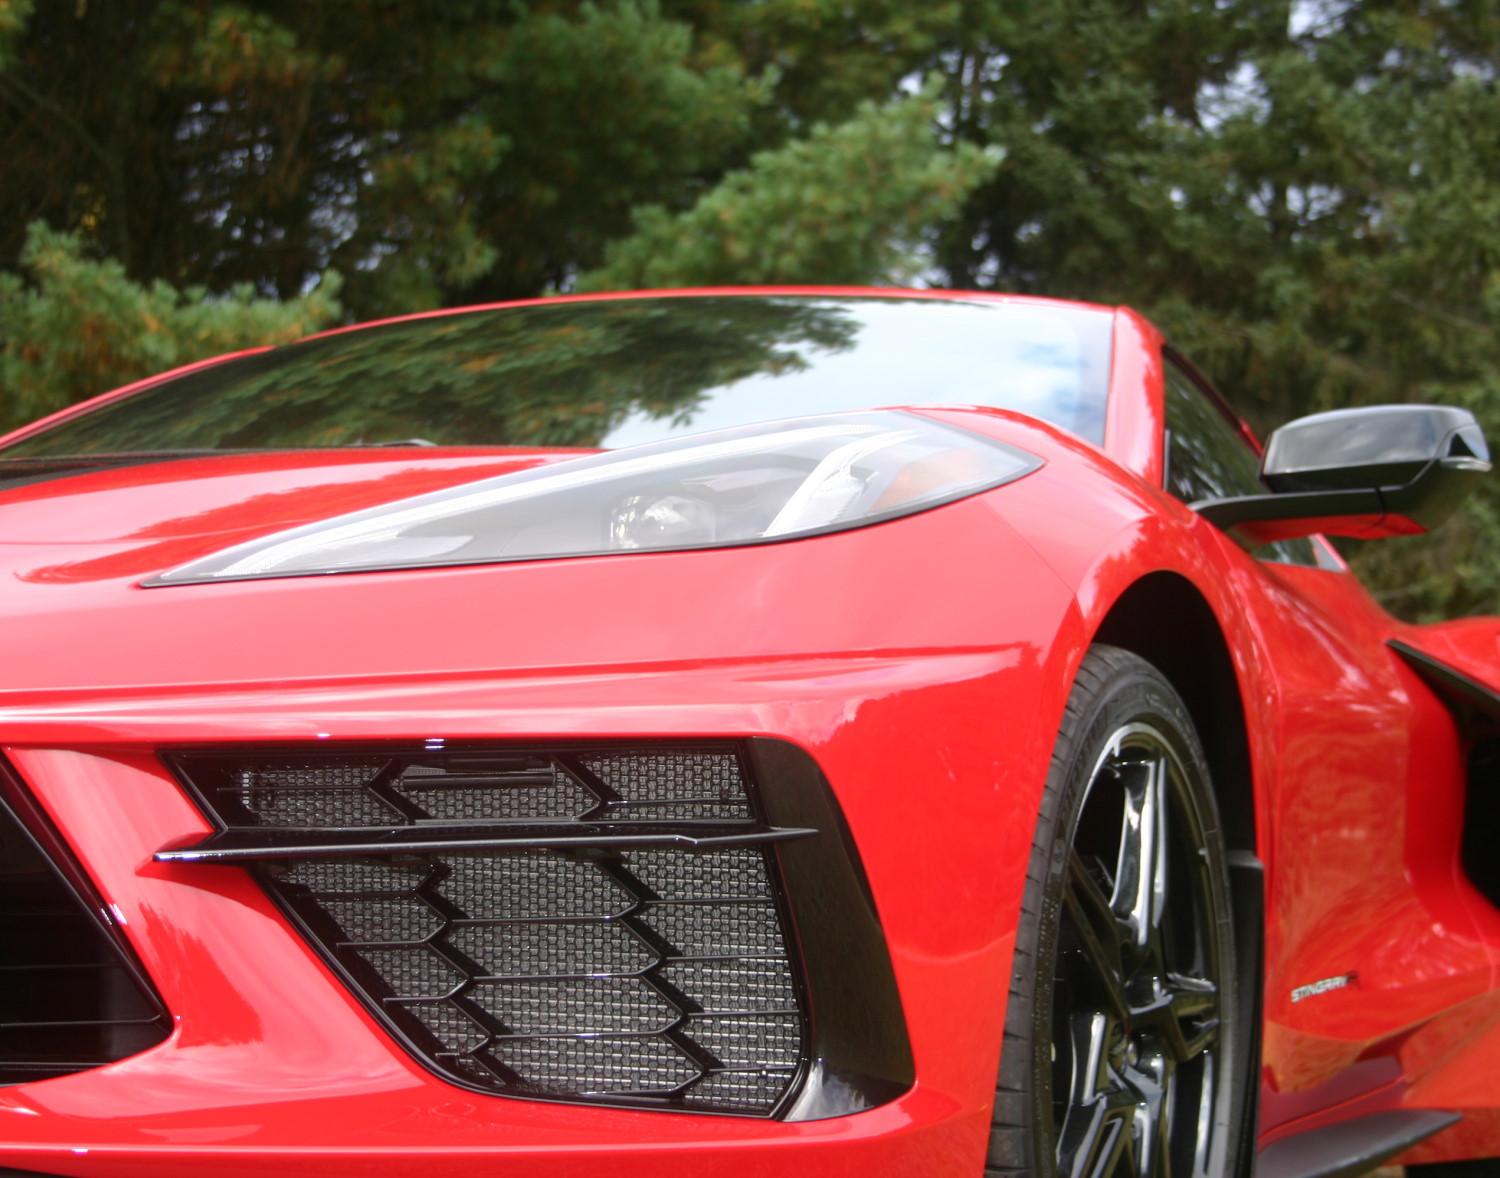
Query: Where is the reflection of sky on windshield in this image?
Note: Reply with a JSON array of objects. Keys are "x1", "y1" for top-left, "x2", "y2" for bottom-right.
[{"x1": 602, "y1": 300, "x2": 1110, "y2": 448}]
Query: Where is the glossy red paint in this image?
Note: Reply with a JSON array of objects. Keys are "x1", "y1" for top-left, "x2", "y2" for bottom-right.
[
  {"x1": 930, "y1": 402, "x2": 1500, "y2": 1154},
  {"x1": 0, "y1": 491, "x2": 1074, "y2": 1175},
  {"x1": 0, "y1": 451, "x2": 583, "y2": 587},
  {"x1": 0, "y1": 288, "x2": 1495, "y2": 1175},
  {"x1": 1101, "y1": 308, "x2": 1166, "y2": 484},
  {"x1": 1399, "y1": 616, "x2": 1500, "y2": 697}
]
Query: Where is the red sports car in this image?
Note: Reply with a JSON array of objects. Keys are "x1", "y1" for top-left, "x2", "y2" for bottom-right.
[{"x1": 0, "y1": 288, "x2": 1496, "y2": 1178}]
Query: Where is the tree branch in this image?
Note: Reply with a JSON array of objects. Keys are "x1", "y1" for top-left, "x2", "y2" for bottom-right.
[{"x1": 0, "y1": 71, "x2": 111, "y2": 170}]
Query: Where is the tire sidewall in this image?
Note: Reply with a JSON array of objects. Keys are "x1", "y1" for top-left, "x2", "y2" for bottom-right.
[{"x1": 991, "y1": 645, "x2": 1243, "y2": 1178}]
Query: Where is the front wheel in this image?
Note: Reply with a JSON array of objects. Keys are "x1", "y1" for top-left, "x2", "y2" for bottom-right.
[{"x1": 988, "y1": 645, "x2": 1251, "y2": 1178}]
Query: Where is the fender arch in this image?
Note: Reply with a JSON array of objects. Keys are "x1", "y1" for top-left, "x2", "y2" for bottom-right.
[{"x1": 1092, "y1": 570, "x2": 1256, "y2": 856}]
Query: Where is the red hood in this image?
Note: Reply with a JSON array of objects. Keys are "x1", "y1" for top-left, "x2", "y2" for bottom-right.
[
  {"x1": 0, "y1": 409, "x2": 1106, "y2": 700},
  {"x1": 0, "y1": 449, "x2": 581, "y2": 584}
]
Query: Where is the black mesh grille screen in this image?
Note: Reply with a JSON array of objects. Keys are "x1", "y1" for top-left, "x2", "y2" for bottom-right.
[
  {"x1": 279, "y1": 848, "x2": 802, "y2": 1107},
  {"x1": 202, "y1": 748, "x2": 753, "y2": 829},
  {"x1": 167, "y1": 745, "x2": 807, "y2": 1114},
  {"x1": 0, "y1": 781, "x2": 171, "y2": 1084}
]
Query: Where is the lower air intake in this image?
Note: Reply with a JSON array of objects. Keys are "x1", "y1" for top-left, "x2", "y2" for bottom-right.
[
  {"x1": 1, "y1": 765, "x2": 171, "y2": 1084},
  {"x1": 164, "y1": 744, "x2": 810, "y2": 1114},
  {"x1": 272, "y1": 846, "x2": 800, "y2": 1110}
]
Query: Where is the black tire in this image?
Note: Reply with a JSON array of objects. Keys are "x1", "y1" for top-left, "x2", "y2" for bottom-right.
[
  {"x1": 988, "y1": 645, "x2": 1250, "y2": 1178},
  {"x1": 1410, "y1": 1163, "x2": 1500, "y2": 1178}
]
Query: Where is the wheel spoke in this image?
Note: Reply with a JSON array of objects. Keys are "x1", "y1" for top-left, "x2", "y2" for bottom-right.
[
  {"x1": 1065, "y1": 851, "x2": 1132, "y2": 1024},
  {"x1": 1055, "y1": 1013, "x2": 1138, "y2": 1178},
  {"x1": 1056, "y1": 1095, "x2": 1134, "y2": 1178},
  {"x1": 1125, "y1": 965, "x2": 1220, "y2": 1063},
  {"x1": 1165, "y1": 975, "x2": 1216, "y2": 1020},
  {"x1": 1098, "y1": 738, "x2": 1225, "y2": 1073},
  {"x1": 1041, "y1": 703, "x2": 1236, "y2": 1178},
  {"x1": 1163, "y1": 974, "x2": 1220, "y2": 1062},
  {"x1": 1132, "y1": 1046, "x2": 1174, "y2": 1178},
  {"x1": 1109, "y1": 749, "x2": 1168, "y2": 953},
  {"x1": 1063, "y1": 1011, "x2": 1113, "y2": 1110}
]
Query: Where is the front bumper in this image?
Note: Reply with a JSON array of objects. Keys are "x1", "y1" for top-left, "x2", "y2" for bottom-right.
[{"x1": 0, "y1": 643, "x2": 1068, "y2": 1178}]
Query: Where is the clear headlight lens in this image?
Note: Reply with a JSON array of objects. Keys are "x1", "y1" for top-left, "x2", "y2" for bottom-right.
[{"x1": 149, "y1": 411, "x2": 1042, "y2": 585}]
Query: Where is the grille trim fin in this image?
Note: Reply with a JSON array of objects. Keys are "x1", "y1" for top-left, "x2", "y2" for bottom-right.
[{"x1": 156, "y1": 823, "x2": 815, "y2": 863}]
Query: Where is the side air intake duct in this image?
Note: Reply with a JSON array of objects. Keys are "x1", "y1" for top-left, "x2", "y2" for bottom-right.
[{"x1": 158, "y1": 739, "x2": 912, "y2": 1119}]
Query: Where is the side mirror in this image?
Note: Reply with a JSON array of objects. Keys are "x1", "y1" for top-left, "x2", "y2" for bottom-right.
[{"x1": 1195, "y1": 405, "x2": 1490, "y2": 545}]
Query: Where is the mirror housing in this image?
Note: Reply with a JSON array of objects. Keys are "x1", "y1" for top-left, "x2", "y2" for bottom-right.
[{"x1": 1195, "y1": 405, "x2": 1490, "y2": 545}]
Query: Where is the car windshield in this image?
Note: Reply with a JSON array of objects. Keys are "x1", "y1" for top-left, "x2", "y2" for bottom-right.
[{"x1": 0, "y1": 294, "x2": 1114, "y2": 458}]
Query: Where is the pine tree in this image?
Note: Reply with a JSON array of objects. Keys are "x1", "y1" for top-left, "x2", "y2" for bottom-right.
[
  {"x1": 0, "y1": 222, "x2": 341, "y2": 428},
  {"x1": 2, "y1": 0, "x2": 1497, "y2": 615}
]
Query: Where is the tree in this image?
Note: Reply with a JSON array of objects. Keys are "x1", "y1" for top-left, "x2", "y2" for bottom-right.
[
  {"x1": 676, "y1": 0, "x2": 1500, "y2": 617},
  {"x1": 0, "y1": 0, "x2": 30, "y2": 67},
  {"x1": 2, "y1": 0, "x2": 1497, "y2": 616},
  {"x1": 577, "y1": 87, "x2": 1001, "y2": 290},
  {"x1": 0, "y1": 222, "x2": 341, "y2": 429},
  {"x1": 0, "y1": 1, "x2": 763, "y2": 315},
  {"x1": 0, "y1": 2, "x2": 993, "y2": 390}
]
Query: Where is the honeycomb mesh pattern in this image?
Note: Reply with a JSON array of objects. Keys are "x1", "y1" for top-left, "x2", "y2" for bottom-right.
[
  {"x1": 688, "y1": 1069, "x2": 795, "y2": 1111},
  {"x1": 484, "y1": 1035, "x2": 699, "y2": 1095},
  {"x1": 217, "y1": 761, "x2": 395, "y2": 828},
  {"x1": 446, "y1": 921, "x2": 656, "y2": 978},
  {"x1": 352, "y1": 947, "x2": 463, "y2": 999},
  {"x1": 403, "y1": 1000, "x2": 489, "y2": 1052},
  {"x1": 244, "y1": 788, "x2": 400, "y2": 828},
  {"x1": 624, "y1": 848, "x2": 772, "y2": 901},
  {"x1": 246, "y1": 762, "x2": 386, "y2": 791},
  {"x1": 606, "y1": 802, "x2": 752, "y2": 821},
  {"x1": 659, "y1": 960, "x2": 798, "y2": 1012},
  {"x1": 318, "y1": 897, "x2": 443, "y2": 944},
  {"x1": 193, "y1": 747, "x2": 754, "y2": 830},
  {"x1": 645, "y1": 902, "x2": 785, "y2": 958},
  {"x1": 201, "y1": 745, "x2": 805, "y2": 1114},
  {"x1": 392, "y1": 764, "x2": 595, "y2": 822},
  {"x1": 279, "y1": 859, "x2": 430, "y2": 895},
  {"x1": 583, "y1": 751, "x2": 750, "y2": 816},
  {"x1": 436, "y1": 854, "x2": 632, "y2": 920},
  {"x1": 467, "y1": 978, "x2": 678, "y2": 1035},
  {"x1": 268, "y1": 849, "x2": 801, "y2": 1111},
  {"x1": 686, "y1": 1015, "x2": 801, "y2": 1068}
]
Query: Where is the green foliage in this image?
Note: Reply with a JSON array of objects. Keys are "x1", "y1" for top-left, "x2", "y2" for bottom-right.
[
  {"x1": 662, "y1": 0, "x2": 960, "y2": 128},
  {"x1": 0, "y1": 0, "x2": 762, "y2": 314},
  {"x1": 578, "y1": 89, "x2": 1001, "y2": 290},
  {"x1": 1142, "y1": 17, "x2": 1500, "y2": 618},
  {"x1": 2, "y1": 0, "x2": 1499, "y2": 617},
  {"x1": 699, "y1": 0, "x2": 1498, "y2": 619},
  {"x1": 0, "y1": 223, "x2": 341, "y2": 430},
  {"x1": 0, "y1": 0, "x2": 31, "y2": 68}
]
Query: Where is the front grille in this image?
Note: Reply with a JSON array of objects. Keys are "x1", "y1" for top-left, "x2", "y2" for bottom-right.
[
  {"x1": 277, "y1": 846, "x2": 802, "y2": 1108},
  {"x1": 203, "y1": 749, "x2": 752, "y2": 831},
  {"x1": 0, "y1": 767, "x2": 171, "y2": 1084},
  {"x1": 162, "y1": 743, "x2": 809, "y2": 1114}
]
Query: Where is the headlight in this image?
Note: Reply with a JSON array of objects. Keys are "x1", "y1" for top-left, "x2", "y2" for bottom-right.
[{"x1": 148, "y1": 411, "x2": 1042, "y2": 585}]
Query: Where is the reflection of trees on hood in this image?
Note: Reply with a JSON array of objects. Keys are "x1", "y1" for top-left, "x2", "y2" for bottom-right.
[{"x1": 12, "y1": 299, "x2": 862, "y2": 456}]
